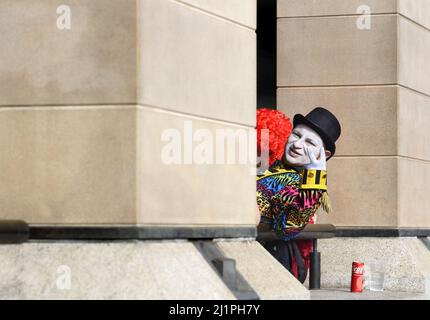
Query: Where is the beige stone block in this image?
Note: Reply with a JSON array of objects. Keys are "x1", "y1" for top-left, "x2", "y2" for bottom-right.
[
  {"x1": 175, "y1": 0, "x2": 256, "y2": 29},
  {"x1": 277, "y1": 15, "x2": 397, "y2": 87},
  {"x1": 216, "y1": 240, "x2": 310, "y2": 300},
  {"x1": 319, "y1": 238, "x2": 430, "y2": 295},
  {"x1": 137, "y1": 106, "x2": 257, "y2": 226},
  {"x1": 315, "y1": 155, "x2": 430, "y2": 229},
  {"x1": 316, "y1": 157, "x2": 398, "y2": 227},
  {"x1": 0, "y1": 106, "x2": 136, "y2": 224},
  {"x1": 398, "y1": 157, "x2": 430, "y2": 228},
  {"x1": 277, "y1": 86, "x2": 398, "y2": 156},
  {"x1": 137, "y1": 0, "x2": 256, "y2": 126},
  {"x1": 0, "y1": 242, "x2": 235, "y2": 299},
  {"x1": 0, "y1": 0, "x2": 136, "y2": 106},
  {"x1": 398, "y1": 16, "x2": 430, "y2": 96},
  {"x1": 0, "y1": 105, "x2": 257, "y2": 226},
  {"x1": 398, "y1": 87, "x2": 430, "y2": 161},
  {"x1": 399, "y1": 0, "x2": 430, "y2": 30},
  {"x1": 278, "y1": 0, "x2": 396, "y2": 17}
]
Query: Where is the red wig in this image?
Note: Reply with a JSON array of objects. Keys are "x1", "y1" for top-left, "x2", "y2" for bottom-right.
[{"x1": 257, "y1": 108, "x2": 293, "y2": 166}]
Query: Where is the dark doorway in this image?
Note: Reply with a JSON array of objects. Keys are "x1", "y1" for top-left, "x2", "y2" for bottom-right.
[{"x1": 257, "y1": 0, "x2": 277, "y2": 109}]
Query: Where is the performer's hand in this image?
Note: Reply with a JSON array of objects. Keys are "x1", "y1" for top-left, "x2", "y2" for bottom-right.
[{"x1": 304, "y1": 146, "x2": 327, "y2": 170}]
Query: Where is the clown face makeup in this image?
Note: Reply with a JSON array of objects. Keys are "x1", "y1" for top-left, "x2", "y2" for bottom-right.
[{"x1": 284, "y1": 124, "x2": 325, "y2": 167}]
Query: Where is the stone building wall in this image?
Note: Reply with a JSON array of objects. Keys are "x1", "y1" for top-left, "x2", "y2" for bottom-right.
[
  {"x1": 277, "y1": 0, "x2": 430, "y2": 228},
  {"x1": 0, "y1": 0, "x2": 257, "y2": 228}
]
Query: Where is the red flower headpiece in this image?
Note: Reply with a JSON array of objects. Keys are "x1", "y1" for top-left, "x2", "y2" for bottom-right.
[{"x1": 257, "y1": 108, "x2": 293, "y2": 166}]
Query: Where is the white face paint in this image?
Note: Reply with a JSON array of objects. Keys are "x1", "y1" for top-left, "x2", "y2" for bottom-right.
[{"x1": 284, "y1": 124, "x2": 325, "y2": 167}]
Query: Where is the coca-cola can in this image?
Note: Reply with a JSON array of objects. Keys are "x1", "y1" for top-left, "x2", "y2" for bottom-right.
[{"x1": 351, "y1": 262, "x2": 365, "y2": 292}]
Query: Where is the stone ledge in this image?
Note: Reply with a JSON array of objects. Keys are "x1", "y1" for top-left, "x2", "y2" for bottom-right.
[
  {"x1": 0, "y1": 240, "x2": 308, "y2": 300},
  {"x1": 215, "y1": 240, "x2": 310, "y2": 300},
  {"x1": 311, "y1": 288, "x2": 427, "y2": 300},
  {"x1": 318, "y1": 238, "x2": 430, "y2": 297},
  {"x1": 0, "y1": 241, "x2": 235, "y2": 300}
]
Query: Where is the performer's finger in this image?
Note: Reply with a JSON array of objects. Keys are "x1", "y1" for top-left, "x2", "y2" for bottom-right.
[
  {"x1": 309, "y1": 150, "x2": 317, "y2": 163},
  {"x1": 319, "y1": 146, "x2": 325, "y2": 160},
  {"x1": 303, "y1": 145, "x2": 309, "y2": 157}
]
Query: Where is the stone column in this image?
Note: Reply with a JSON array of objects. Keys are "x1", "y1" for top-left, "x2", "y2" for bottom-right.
[
  {"x1": 277, "y1": 0, "x2": 430, "y2": 295},
  {"x1": 277, "y1": 0, "x2": 430, "y2": 229},
  {"x1": 0, "y1": 0, "x2": 311, "y2": 300},
  {"x1": 0, "y1": 0, "x2": 257, "y2": 230}
]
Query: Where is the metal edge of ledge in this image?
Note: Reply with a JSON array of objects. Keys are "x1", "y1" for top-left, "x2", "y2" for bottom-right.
[
  {"x1": 27, "y1": 225, "x2": 257, "y2": 241},
  {"x1": 335, "y1": 227, "x2": 430, "y2": 238},
  {"x1": 0, "y1": 220, "x2": 29, "y2": 244},
  {"x1": 3, "y1": 220, "x2": 430, "y2": 243}
]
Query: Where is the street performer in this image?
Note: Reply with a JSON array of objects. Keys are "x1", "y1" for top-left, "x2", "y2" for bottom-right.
[{"x1": 256, "y1": 107, "x2": 341, "y2": 282}]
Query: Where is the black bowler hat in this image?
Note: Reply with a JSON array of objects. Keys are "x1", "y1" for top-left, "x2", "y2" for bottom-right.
[{"x1": 293, "y1": 107, "x2": 341, "y2": 160}]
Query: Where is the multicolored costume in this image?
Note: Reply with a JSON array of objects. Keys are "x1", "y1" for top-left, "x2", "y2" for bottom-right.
[{"x1": 256, "y1": 160, "x2": 331, "y2": 241}]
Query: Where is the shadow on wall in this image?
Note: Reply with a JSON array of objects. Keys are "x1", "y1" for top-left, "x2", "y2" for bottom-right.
[{"x1": 257, "y1": 0, "x2": 277, "y2": 109}]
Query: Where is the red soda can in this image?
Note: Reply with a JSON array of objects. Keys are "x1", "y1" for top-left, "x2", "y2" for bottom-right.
[{"x1": 351, "y1": 262, "x2": 365, "y2": 292}]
